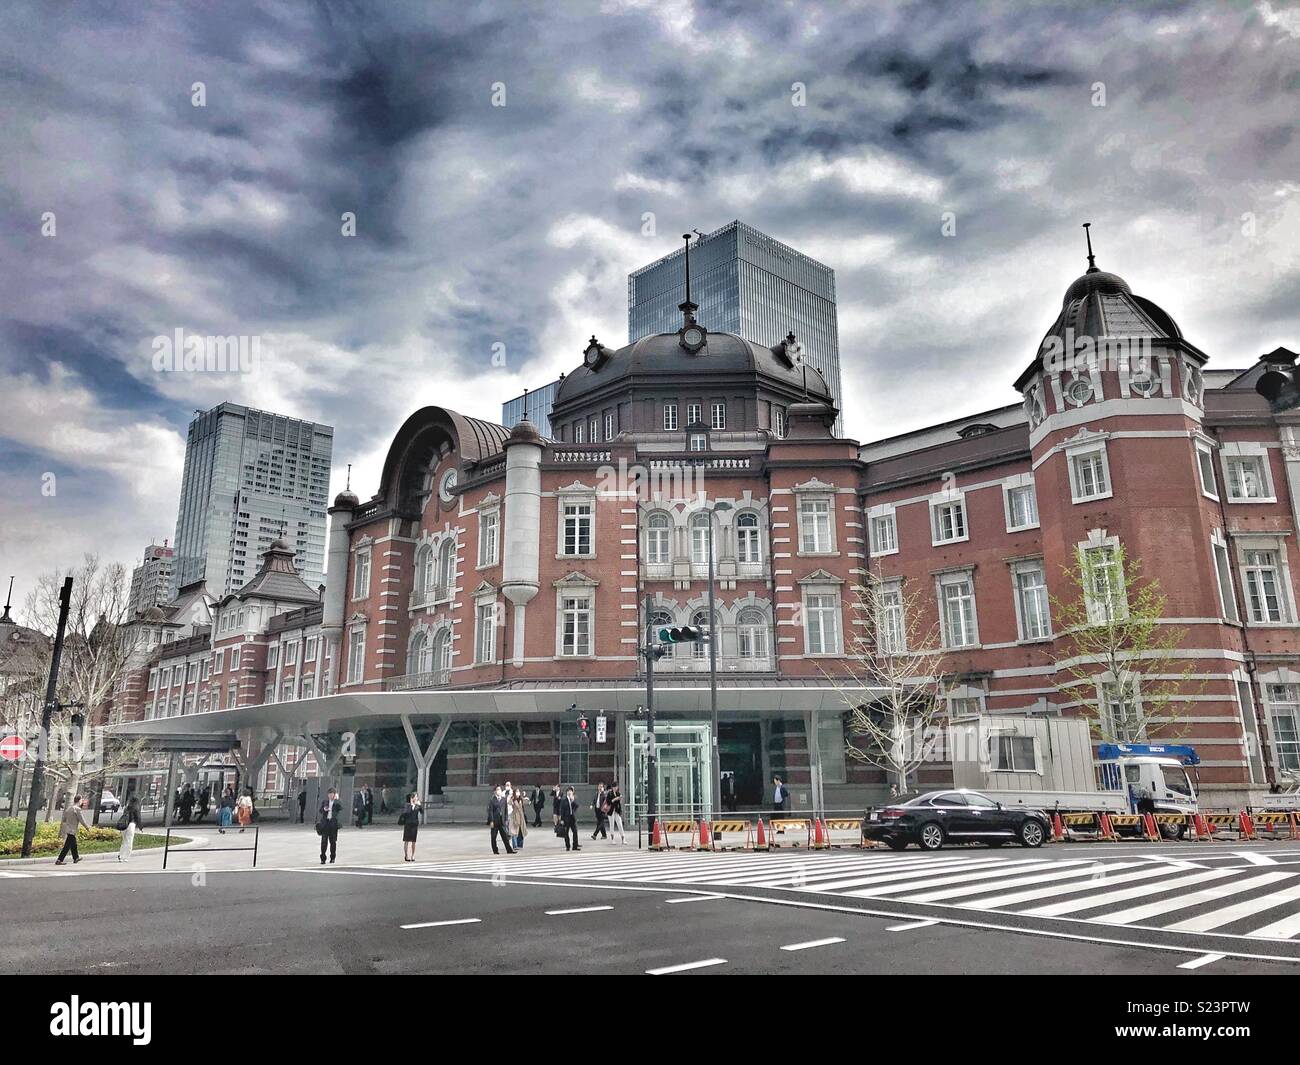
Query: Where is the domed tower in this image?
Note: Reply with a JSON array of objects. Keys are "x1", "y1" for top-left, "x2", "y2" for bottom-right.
[
  {"x1": 321, "y1": 484, "x2": 360, "y2": 690},
  {"x1": 501, "y1": 415, "x2": 544, "y2": 666}
]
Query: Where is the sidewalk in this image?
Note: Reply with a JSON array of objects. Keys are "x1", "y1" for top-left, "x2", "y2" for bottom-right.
[{"x1": 2, "y1": 818, "x2": 640, "y2": 874}]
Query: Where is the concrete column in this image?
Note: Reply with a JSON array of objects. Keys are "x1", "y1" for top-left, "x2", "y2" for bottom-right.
[
  {"x1": 501, "y1": 421, "x2": 543, "y2": 667},
  {"x1": 401, "y1": 715, "x2": 452, "y2": 821}
]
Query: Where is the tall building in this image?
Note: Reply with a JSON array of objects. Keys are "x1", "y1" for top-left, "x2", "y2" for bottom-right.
[
  {"x1": 501, "y1": 378, "x2": 562, "y2": 438},
  {"x1": 170, "y1": 403, "x2": 333, "y2": 598},
  {"x1": 628, "y1": 220, "x2": 843, "y2": 432},
  {"x1": 128, "y1": 543, "x2": 174, "y2": 616}
]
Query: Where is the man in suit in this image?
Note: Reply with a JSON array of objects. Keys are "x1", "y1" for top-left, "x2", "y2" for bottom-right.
[
  {"x1": 352, "y1": 783, "x2": 366, "y2": 828},
  {"x1": 532, "y1": 785, "x2": 546, "y2": 828},
  {"x1": 487, "y1": 785, "x2": 515, "y2": 854},
  {"x1": 364, "y1": 784, "x2": 374, "y2": 825},
  {"x1": 552, "y1": 785, "x2": 563, "y2": 832},
  {"x1": 297, "y1": 787, "x2": 307, "y2": 823},
  {"x1": 590, "y1": 782, "x2": 608, "y2": 841},
  {"x1": 772, "y1": 776, "x2": 788, "y2": 815},
  {"x1": 317, "y1": 788, "x2": 342, "y2": 864},
  {"x1": 561, "y1": 786, "x2": 581, "y2": 852}
]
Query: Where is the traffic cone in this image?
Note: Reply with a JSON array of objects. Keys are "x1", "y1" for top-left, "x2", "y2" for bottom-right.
[
  {"x1": 813, "y1": 818, "x2": 826, "y2": 850},
  {"x1": 1052, "y1": 812, "x2": 1064, "y2": 842},
  {"x1": 1289, "y1": 811, "x2": 1300, "y2": 841},
  {"x1": 1239, "y1": 811, "x2": 1257, "y2": 840},
  {"x1": 1143, "y1": 813, "x2": 1159, "y2": 841},
  {"x1": 698, "y1": 819, "x2": 711, "y2": 851},
  {"x1": 1098, "y1": 812, "x2": 1118, "y2": 841},
  {"x1": 650, "y1": 818, "x2": 664, "y2": 851},
  {"x1": 1193, "y1": 813, "x2": 1212, "y2": 841},
  {"x1": 755, "y1": 817, "x2": 769, "y2": 851}
]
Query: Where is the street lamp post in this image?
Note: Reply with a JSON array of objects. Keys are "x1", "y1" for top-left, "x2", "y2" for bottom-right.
[{"x1": 706, "y1": 501, "x2": 731, "y2": 820}]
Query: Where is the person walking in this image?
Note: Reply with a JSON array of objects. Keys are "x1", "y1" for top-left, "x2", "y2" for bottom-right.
[
  {"x1": 352, "y1": 784, "x2": 366, "y2": 829},
  {"x1": 532, "y1": 784, "x2": 546, "y2": 828},
  {"x1": 590, "y1": 782, "x2": 608, "y2": 841},
  {"x1": 561, "y1": 786, "x2": 581, "y2": 852},
  {"x1": 399, "y1": 792, "x2": 422, "y2": 862},
  {"x1": 236, "y1": 791, "x2": 253, "y2": 833},
  {"x1": 364, "y1": 784, "x2": 375, "y2": 826},
  {"x1": 55, "y1": 795, "x2": 89, "y2": 865},
  {"x1": 510, "y1": 790, "x2": 529, "y2": 851},
  {"x1": 608, "y1": 784, "x2": 625, "y2": 844},
  {"x1": 117, "y1": 795, "x2": 142, "y2": 862},
  {"x1": 316, "y1": 787, "x2": 342, "y2": 864},
  {"x1": 772, "y1": 776, "x2": 788, "y2": 816},
  {"x1": 179, "y1": 783, "x2": 195, "y2": 825},
  {"x1": 218, "y1": 784, "x2": 236, "y2": 833},
  {"x1": 486, "y1": 785, "x2": 515, "y2": 855},
  {"x1": 552, "y1": 785, "x2": 563, "y2": 834},
  {"x1": 297, "y1": 786, "x2": 307, "y2": 824}
]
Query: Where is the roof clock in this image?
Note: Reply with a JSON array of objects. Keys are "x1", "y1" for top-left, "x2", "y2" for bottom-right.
[
  {"x1": 773, "y1": 331, "x2": 804, "y2": 367},
  {"x1": 677, "y1": 232, "x2": 707, "y2": 354},
  {"x1": 583, "y1": 335, "x2": 611, "y2": 370}
]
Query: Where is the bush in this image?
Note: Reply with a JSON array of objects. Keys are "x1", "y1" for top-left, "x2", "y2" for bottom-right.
[{"x1": 0, "y1": 816, "x2": 121, "y2": 856}]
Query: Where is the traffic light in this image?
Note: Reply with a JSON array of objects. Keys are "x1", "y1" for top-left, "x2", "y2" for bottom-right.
[
  {"x1": 571, "y1": 703, "x2": 589, "y2": 742},
  {"x1": 657, "y1": 625, "x2": 709, "y2": 645}
]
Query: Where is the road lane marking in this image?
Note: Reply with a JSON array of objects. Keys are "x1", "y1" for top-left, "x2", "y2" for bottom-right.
[
  {"x1": 845, "y1": 859, "x2": 1063, "y2": 898},
  {"x1": 780, "y1": 937, "x2": 845, "y2": 951},
  {"x1": 887, "y1": 919, "x2": 938, "y2": 932},
  {"x1": 1095, "y1": 872, "x2": 1293, "y2": 926},
  {"x1": 544, "y1": 905, "x2": 613, "y2": 915},
  {"x1": 1023, "y1": 869, "x2": 1238, "y2": 917},
  {"x1": 647, "y1": 958, "x2": 727, "y2": 975},
  {"x1": 400, "y1": 918, "x2": 482, "y2": 929},
  {"x1": 899, "y1": 861, "x2": 1129, "y2": 903},
  {"x1": 1235, "y1": 851, "x2": 1278, "y2": 866},
  {"x1": 1178, "y1": 953, "x2": 1225, "y2": 970},
  {"x1": 0, "y1": 871, "x2": 34, "y2": 878},
  {"x1": 1167, "y1": 881, "x2": 1300, "y2": 934},
  {"x1": 666, "y1": 894, "x2": 726, "y2": 903},
  {"x1": 1248, "y1": 909, "x2": 1300, "y2": 940},
  {"x1": 961, "y1": 863, "x2": 1185, "y2": 910}
]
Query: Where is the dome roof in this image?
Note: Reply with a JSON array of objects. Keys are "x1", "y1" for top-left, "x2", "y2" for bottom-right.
[
  {"x1": 333, "y1": 488, "x2": 360, "y2": 509},
  {"x1": 553, "y1": 328, "x2": 832, "y2": 410},
  {"x1": 1040, "y1": 266, "x2": 1182, "y2": 348}
]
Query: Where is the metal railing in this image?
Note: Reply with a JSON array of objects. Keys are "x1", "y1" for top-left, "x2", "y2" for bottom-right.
[
  {"x1": 384, "y1": 669, "x2": 452, "y2": 691},
  {"x1": 162, "y1": 824, "x2": 259, "y2": 869}
]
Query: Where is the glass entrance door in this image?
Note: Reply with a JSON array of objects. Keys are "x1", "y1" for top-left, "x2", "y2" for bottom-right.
[{"x1": 626, "y1": 721, "x2": 712, "y2": 823}]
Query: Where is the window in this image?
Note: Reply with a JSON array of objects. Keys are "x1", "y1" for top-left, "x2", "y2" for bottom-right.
[
  {"x1": 645, "y1": 512, "x2": 671, "y2": 564},
  {"x1": 1243, "y1": 550, "x2": 1287, "y2": 622},
  {"x1": 604, "y1": 413, "x2": 614, "y2": 441},
  {"x1": 560, "y1": 596, "x2": 592, "y2": 656},
  {"x1": 347, "y1": 628, "x2": 365, "y2": 684},
  {"x1": 1265, "y1": 684, "x2": 1300, "y2": 771},
  {"x1": 416, "y1": 545, "x2": 434, "y2": 596},
  {"x1": 230, "y1": 648, "x2": 240, "y2": 671},
  {"x1": 353, "y1": 548, "x2": 371, "y2": 598},
  {"x1": 148, "y1": 670, "x2": 157, "y2": 691},
  {"x1": 690, "y1": 512, "x2": 711, "y2": 566},
  {"x1": 869, "y1": 508, "x2": 897, "y2": 556},
  {"x1": 285, "y1": 642, "x2": 298, "y2": 665},
  {"x1": 1236, "y1": 677, "x2": 1265, "y2": 784},
  {"x1": 267, "y1": 645, "x2": 279, "y2": 669},
  {"x1": 479, "y1": 509, "x2": 500, "y2": 567},
  {"x1": 687, "y1": 402, "x2": 701, "y2": 425},
  {"x1": 475, "y1": 602, "x2": 497, "y2": 663},
  {"x1": 990, "y1": 734, "x2": 1040, "y2": 773},
  {"x1": 200, "y1": 658, "x2": 209, "y2": 681},
  {"x1": 1225, "y1": 454, "x2": 1271, "y2": 502},
  {"x1": 589, "y1": 418, "x2": 598, "y2": 444},
  {"x1": 804, "y1": 593, "x2": 841, "y2": 655},
  {"x1": 876, "y1": 583, "x2": 905, "y2": 654},
  {"x1": 1196, "y1": 442, "x2": 1218, "y2": 499},
  {"x1": 1212, "y1": 533, "x2": 1239, "y2": 622},
  {"x1": 437, "y1": 540, "x2": 455, "y2": 596},
  {"x1": 663, "y1": 403, "x2": 678, "y2": 431},
  {"x1": 575, "y1": 422, "x2": 585, "y2": 444},
  {"x1": 930, "y1": 496, "x2": 967, "y2": 545},
  {"x1": 1083, "y1": 545, "x2": 1126, "y2": 624},
  {"x1": 1103, "y1": 679, "x2": 1142, "y2": 742},
  {"x1": 304, "y1": 636, "x2": 317, "y2": 663},
  {"x1": 408, "y1": 630, "x2": 429, "y2": 675},
  {"x1": 1013, "y1": 561, "x2": 1051, "y2": 640},
  {"x1": 691, "y1": 609, "x2": 710, "y2": 659},
  {"x1": 689, "y1": 433, "x2": 707, "y2": 451},
  {"x1": 561, "y1": 500, "x2": 594, "y2": 556},
  {"x1": 737, "y1": 607, "x2": 768, "y2": 661},
  {"x1": 650, "y1": 609, "x2": 675, "y2": 658},
  {"x1": 773, "y1": 407, "x2": 786, "y2": 438},
  {"x1": 186, "y1": 662, "x2": 198, "y2": 683},
  {"x1": 281, "y1": 680, "x2": 294, "y2": 702},
  {"x1": 735, "y1": 512, "x2": 761, "y2": 564},
  {"x1": 301, "y1": 676, "x2": 315, "y2": 700},
  {"x1": 711, "y1": 402, "x2": 726, "y2": 430},
  {"x1": 1069, "y1": 447, "x2": 1111, "y2": 502},
  {"x1": 816, "y1": 714, "x2": 847, "y2": 785},
  {"x1": 226, "y1": 685, "x2": 237, "y2": 709},
  {"x1": 559, "y1": 722, "x2": 590, "y2": 784},
  {"x1": 1004, "y1": 483, "x2": 1039, "y2": 531},
  {"x1": 798, "y1": 498, "x2": 833, "y2": 553},
  {"x1": 939, "y1": 575, "x2": 978, "y2": 647},
  {"x1": 432, "y1": 629, "x2": 451, "y2": 680}
]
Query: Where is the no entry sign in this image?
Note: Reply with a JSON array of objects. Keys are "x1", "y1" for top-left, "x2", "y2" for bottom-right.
[{"x1": 0, "y1": 734, "x2": 25, "y2": 761}]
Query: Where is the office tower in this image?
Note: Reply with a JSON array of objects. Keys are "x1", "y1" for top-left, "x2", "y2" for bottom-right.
[
  {"x1": 170, "y1": 403, "x2": 333, "y2": 597},
  {"x1": 501, "y1": 378, "x2": 562, "y2": 439},
  {"x1": 628, "y1": 220, "x2": 843, "y2": 433},
  {"x1": 128, "y1": 543, "x2": 174, "y2": 615}
]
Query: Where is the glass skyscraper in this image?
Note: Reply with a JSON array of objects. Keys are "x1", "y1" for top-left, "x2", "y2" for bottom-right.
[
  {"x1": 501, "y1": 378, "x2": 562, "y2": 439},
  {"x1": 170, "y1": 403, "x2": 334, "y2": 598},
  {"x1": 628, "y1": 220, "x2": 843, "y2": 433}
]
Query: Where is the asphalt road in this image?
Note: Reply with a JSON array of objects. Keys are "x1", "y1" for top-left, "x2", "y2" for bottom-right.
[{"x1": 4, "y1": 838, "x2": 1300, "y2": 975}]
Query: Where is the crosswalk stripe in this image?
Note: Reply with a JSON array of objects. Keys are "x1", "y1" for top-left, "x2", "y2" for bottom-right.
[
  {"x1": 1094, "y1": 872, "x2": 1293, "y2": 926},
  {"x1": 715, "y1": 855, "x2": 1005, "y2": 888},
  {"x1": 1166, "y1": 880, "x2": 1300, "y2": 933},
  {"x1": 1022, "y1": 869, "x2": 1238, "y2": 917},
  {"x1": 1247, "y1": 909, "x2": 1300, "y2": 940},
  {"x1": 1178, "y1": 953, "x2": 1225, "y2": 970},
  {"x1": 846, "y1": 859, "x2": 1062, "y2": 898},
  {"x1": 777, "y1": 856, "x2": 1033, "y2": 893},
  {"x1": 1234, "y1": 851, "x2": 1278, "y2": 867},
  {"x1": 0, "y1": 871, "x2": 35, "y2": 878},
  {"x1": 960, "y1": 863, "x2": 1183, "y2": 910},
  {"x1": 899, "y1": 860, "x2": 1129, "y2": 903}
]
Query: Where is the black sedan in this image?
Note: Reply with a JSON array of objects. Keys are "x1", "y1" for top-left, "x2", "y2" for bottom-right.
[{"x1": 862, "y1": 789, "x2": 1050, "y2": 851}]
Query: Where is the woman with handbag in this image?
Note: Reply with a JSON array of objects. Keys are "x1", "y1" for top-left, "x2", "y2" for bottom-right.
[
  {"x1": 117, "y1": 795, "x2": 142, "y2": 862},
  {"x1": 236, "y1": 792, "x2": 253, "y2": 833},
  {"x1": 399, "y1": 793, "x2": 421, "y2": 862},
  {"x1": 509, "y1": 790, "x2": 528, "y2": 851},
  {"x1": 218, "y1": 785, "x2": 236, "y2": 832}
]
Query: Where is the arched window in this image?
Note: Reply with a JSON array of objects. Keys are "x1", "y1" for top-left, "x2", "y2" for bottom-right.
[
  {"x1": 737, "y1": 607, "x2": 768, "y2": 662},
  {"x1": 408, "y1": 631, "x2": 428, "y2": 675},
  {"x1": 416, "y1": 545, "x2": 434, "y2": 595},
  {"x1": 432, "y1": 628, "x2": 451, "y2": 681},
  {"x1": 645, "y1": 512, "x2": 671, "y2": 565},
  {"x1": 692, "y1": 609, "x2": 710, "y2": 659},
  {"x1": 690, "y1": 512, "x2": 711, "y2": 566},
  {"x1": 436, "y1": 540, "x2": 455, "y2": 598},
  {"x1": 650, "y1": 609, "x2": 675, "y2": 658},
  {"x1": 736, "y1": 511, "x2": 761, "y2": 564}
]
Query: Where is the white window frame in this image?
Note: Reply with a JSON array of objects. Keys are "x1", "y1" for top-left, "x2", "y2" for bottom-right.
[
  {"x1": 1081, "y1": 536, "x2": 1127, "y2": 625},
  {"x1": 689, "y1": 512, "x2": 711, "y2": 567},
  {"x1": 946, "y1": 684, "x2": 987, "y2": 720},
  {"x1": 285, "y1": 641, "x2": 298, "y2": 666},
  {"x1": 1221, "y1": 443, "x2": 1276, "y2": 503},
  {"x1": 229, "y1": 647, "x2": 240, "y2": 671},
  {"x1": 604, "y1": 413, "x2": 614, "y2": 441},
  {"x1": 875, "y1": 579, "x2": 906, "y2": 655},
  {"x1": 735, "y1": 511, "x2": 762, "y2": 566},
  {"x1": 557, "y1": 591, "x2": 594, "y2": 657},
  {"x1": 304, "y1": 636, "x2": 317, "y2": 663},
  {"x1": 687, "y1": 402, "x2": 701, "y2": 426},
  {"x1": 266, "y1": 644, "x2": 279, "y2": 669},
  {"x1": 802, "y1": 588, "x2": 843, "y2": 657},
  {"x1": 988, "y1": 731, "x2": 1042, "y2": 773},
  {"x1": 352, "y1": 547, "x2": 372, "y2": 599},
  {"x1": 1238, "y1": 539, "x2": 1295, "y2": 625},
  {"x1": 1067, "y1": 441, "x2": 1112, "y2": 503},
  {"x1": 711, "y1": 402, "x2": 726, "y2": 430},
  {"x1": 574, "y1": 422, "x2": 585, "y2": 444},
  {"x1": 936, "y1": 569, "x2": 979, "y2": 648},
  {"x1": 773, "y1": 407, "x2": 786, "y2": 438},
  {"x1": 929, "y1": 492, "x2": 968, "y2": 546},
  {"x1": 1211, "y1": 529, "x2": 1239, "y2": 623},
  {"x1": 478, "y1": 506, "x2": 500, "y2": 568},
  {"x1": 475, "y1": 599, "x2": 498, "y2": 664},
  {"x1": 689, "y1": 433, "x2": 707, "y2": 452},
  {"x1": 663, "y1": 403, "x2": 678, "y2": 431},
  {"x1": 1002, "y1": 474, "x2": 1039, "y2": 532},
  {"x1": 558, "y1": 495, "x2": 595, "y2": 558},
  {"x1": 868, "y1": 504, "x2": 898, "y2": 557},
  {"x1": 797, "y1": 496, "x2": 836, "y2": 555},
  {"x1": 1010, "y1": 558, "x2": 1051, "y2": 641},
  {"x1": 736, "y1": 606, "x2": 769, "y2": 662},
  {"x1": 645, "y1": 511, "x2": 671, "y2": 565},
  {"x1": 347, "y1": 626, "x2": 366, "y2": 685},
  {"x1": 1194, "y1": 438, "x2": 1219, "y2": 501},
  {"x1": 1262, "y1": 681, "x2": 1300, "y2": 773}
]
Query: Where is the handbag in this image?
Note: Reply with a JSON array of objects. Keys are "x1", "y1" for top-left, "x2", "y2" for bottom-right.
[{"x1": 115, "y1": 812, "x2": 129, "y2": 831}]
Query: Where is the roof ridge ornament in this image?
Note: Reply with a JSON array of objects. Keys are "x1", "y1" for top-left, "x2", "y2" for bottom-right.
[
  {"x1": 1083, "y1": 221, "x2": 1097, "y2": 273},
  {"x1": 677, "y1": 232, "x2": 706, "y2": 353}
]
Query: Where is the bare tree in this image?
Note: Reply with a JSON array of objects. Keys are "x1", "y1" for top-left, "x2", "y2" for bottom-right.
[
  {"x1": 830, "y1": 573, "x2": 951, "y2": 794},
  {"x1": 1051, "y1": 541, "x2": 1198, "y2": 743},
  {"x1": 14, "y1": 556, "x2": 147, "y2": 818}
]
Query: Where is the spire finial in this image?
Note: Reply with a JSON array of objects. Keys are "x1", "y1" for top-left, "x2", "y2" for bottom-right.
[
  {"x1": 1, "y1": 575, "x2": 13, "y2": 625},
  {"x1": 678, "y1": 232, "x2": 698, "y2": 327},
  {"x1": 345, "y1": 463, "x2": 352, "y2": 492},
  {"x1": 1082, "y1": 221, "x2": 1097, "y2": 272}
]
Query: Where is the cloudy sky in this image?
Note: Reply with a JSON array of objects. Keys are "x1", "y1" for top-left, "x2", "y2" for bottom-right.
[{"x1": 1, "y1": 0, "x2": 1297, "y2": 607}]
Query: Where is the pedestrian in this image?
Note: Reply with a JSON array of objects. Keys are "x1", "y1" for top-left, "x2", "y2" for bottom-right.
[
  {"x1": 352, "y1": 783, "x2": 366, "y2": 828},
  {"x1": 317, "y1": 787, "x2": 342, "y2": 864},
  {"x1": 552, "y1": 785, "x2": 562, "y2": 833},
  {"x1": 55, "y1": 795, "x2": 89, "y2": 865},
  {"x1": 532, "y1": 784, "x2": 545, "y2": 828},
  {"x1": 218, "y1": 784, "x2": 235, "y2": 832},
  {"x1": 510, "y1": 790, "x2": 528, "y2": 851},
  {"x1": 590, "y1": 781, "x2": 608, "y2": 841},
  {"x1": 486, "y1": 785, "x2": 515, "y2": 855},
  {"x1": 197, "y1": 784, "x2": 211, "y2": 822},
  {"x1": 561, "y1": 787, "x2": 580, "y2": 851},
  {"x1": 117, "y1": 795, "x2": 142, "y2": 862},
  {"x1": 179, "y1": 783, "x2": 195, "y2": 824},
  {"x1": 399, "y1": 792, "x2": 422, "y2": 862},
  {"x1": 772, "y1": 776, "x2": 788, "y2": 815},
  {"x1": 236, "y1": 791, "x2": 253, "y2": 833},
  {"x1": 379, "y1": 787, "x2": 389, "y2": 816},
  {"x1": 365, "y1": 784, "x2": 375, "y2": 826},
  {"x1": 608, "y1": 784, "x2": 625, "y2": 844}
]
